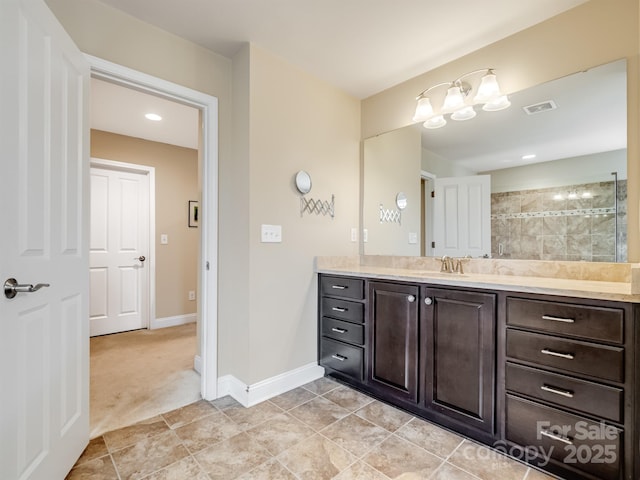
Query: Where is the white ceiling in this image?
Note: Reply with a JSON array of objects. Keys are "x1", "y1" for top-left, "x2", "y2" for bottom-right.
[{"x1": 90, "y1": 0, "x2": 591, "y2": 152}]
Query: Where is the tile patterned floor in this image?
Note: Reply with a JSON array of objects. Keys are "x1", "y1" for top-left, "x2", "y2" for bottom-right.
[{"x1": 67, "y1": 377, "x2": 556, "y2": 480}]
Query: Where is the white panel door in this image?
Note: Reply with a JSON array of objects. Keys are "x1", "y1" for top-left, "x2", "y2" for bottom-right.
[
  {"x1": 90, "y1": 166, "x2": 150, "y2": 337},
  {"x1": 0, "y1": 0, "x2": 89, "y2": 478},
  {"x1": 434, "y1": 175, "x2": 491, "y2": 258}
]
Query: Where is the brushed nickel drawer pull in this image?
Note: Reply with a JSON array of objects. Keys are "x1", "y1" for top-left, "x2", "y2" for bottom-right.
[
  {"x1": 331, "y1": 327, "x2": 347, "y2": 334},
  {"x1": 541, "y1": 349, "x2": 575, "y2": 360},
  {"x1": 540, "y1": 429, "x2": 573, "y2": 445},
  {"x1": 331, "y1": 285, "x2": 347, "y2": 290},
  {"x1": 331, "y1": 354, "x2": 347, "y2": 362},
  {"x1": 541, "y1": 384, "x2": 575, "y2": 398},
  {"x1": 542, "y1": 314, "x2": 575, "y2": 324},
  {"x1": 332, "y1": 307, "x2": 347, "y2": 312}
]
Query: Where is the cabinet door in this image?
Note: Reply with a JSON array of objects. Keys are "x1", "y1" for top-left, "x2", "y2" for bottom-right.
[
  {"x1": 368, "y1": 282, "x2": 420, "y2": 403},
  {"x1": 422, "y1": 287, "x2": 496, "y2": 434}
]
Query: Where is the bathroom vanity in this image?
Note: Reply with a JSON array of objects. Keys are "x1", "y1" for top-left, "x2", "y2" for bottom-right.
[{"x1": 317, "y1": 256, "x2": 640, "y2": 480}]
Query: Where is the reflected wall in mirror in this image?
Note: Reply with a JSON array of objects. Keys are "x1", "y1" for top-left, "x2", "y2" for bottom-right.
[{"x1": 362, "y1": 59, "x2": 627, "y2": 262}]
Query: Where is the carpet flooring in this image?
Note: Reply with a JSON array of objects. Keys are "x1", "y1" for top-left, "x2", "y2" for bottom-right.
[{"x1": 90, "y1": 323, "x2": 201, "y2": 438}]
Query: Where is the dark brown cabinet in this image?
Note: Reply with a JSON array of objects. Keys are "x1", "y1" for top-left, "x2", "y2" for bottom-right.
[
  {"x1": 367, "y1": 281, "x2": 420, "y2": 404},
  {"x1": 422, "y1": 287, "x2": 496, "y2": 440}
]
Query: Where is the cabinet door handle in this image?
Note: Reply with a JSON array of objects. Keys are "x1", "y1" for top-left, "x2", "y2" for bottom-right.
[
  {"x1": 407, "y1": 295, "x2": 415, "y2": 302},
  {"x1": 541, "y1": 349, "x2": 574, "y2": 360},
  {"x1": 424, "y1": 297, "x2": 433, "y2": 305},
  {"x1": 541, "y1": 384, "x2": 574, "y2": 398},
  {"x1": 332, "y1": 307, "x2": 347, "y2": 312},
  {"x1": 331, "y1": 327, "x2": 347, "y2": 334},
  {"x1": 331, "y1": 285, "x2": 347, "y2": 290},
  {"x1": 331, "y1": 354, "x2": 347, "y2": 362},
  {"x1": 542, "y1": 314, "x2": 575, "y2": 324},
  {"x1": 539, "y1": 428, "x2": 573, "y2": 445}
]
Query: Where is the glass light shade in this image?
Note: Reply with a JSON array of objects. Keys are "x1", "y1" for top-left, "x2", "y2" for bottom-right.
[
  {"x1": 441, "y1": 86, "x2": 465, "y2": 113},
  {"x1": 413, "y1": 97, "x2": 434, "y2": 122},
  {"x1": 423, "y1": 115, "x2": 446, "y2": 129},
  {"x1": 451, "y1": 106, "x2": 476, "y2": 121},
  {"x1": 482, "y1": 95, "x2": 511, "y2": 111},
  {"x1": 473, "y1": 72, "x2": 501, "y2": 103}
]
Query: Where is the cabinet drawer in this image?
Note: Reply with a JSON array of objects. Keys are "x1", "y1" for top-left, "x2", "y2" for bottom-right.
[
  {"x1": 321, "y1": 317, "x2": 364, "y2": 345},
  {"x1": 320, "y1": 338, "x2": 363, "y2": 380},
  {"x1": 322, "y1": 297, "x2": 364, "y2": 323},
  {"x1": 506, "y1": 395, "x2": 622, "y2": 480},
  {"x1": 506, "y1": 363, "x2": 623, "y2": 423},
  {"x1": 506, "y1": 297, "x2": 623, "y2": 344},
  {"x1": 321, "y1": 276, "x2": 364, "y2": 300},
  {"x1": 506, "y1": 330, "x2": 624, "y2": 383}
]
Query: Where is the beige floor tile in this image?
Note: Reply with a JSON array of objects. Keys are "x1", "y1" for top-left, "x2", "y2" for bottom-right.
[
  {"x1": 246, "y1": 412, "x2": 316, "y2": 455},
  {"x1": 270, "y1": 386, "x2": 318, "y2": 410},
  {"x1": 194, "y1": 432, "x2": 271, "y2": 480},
  {"x1": 289, "y1": 395, "x2": 350, "y2": 431},
  {"x1": 323, "y1": 386, "x2": 374, "y2": 412},
  {"x1": 395, "y1": 417, "x2": 463, "y2": 458},
  {"x1": 111, "y1": 430, "x2": 189, "y2": 480},
  {"x1": 162, "y1": 399, "x2": 217, "y2": 429},
  {"x1": 302, "y1": 376, "x2": 341, "y2": 395},
  {"x1": 433, "y1": 462, "x2": 482, "y2": 480},
  {"x1": 174, "y1": 410, "x2": 243, "y2": 453},
  {"x1": 355, "y1": 400, "x2": 413, "y2": 432},
  {"x1": 332, "y1": 461, "x2": 389, "y2": 480},
  {"x1": 74, "y1": 436, "x2": 109, "y2": 465},
  {"x1": 448, "y1": 440, "x2": 529, "y2": 480},
  {"x1": 320, "y1": 414, "x2": 391, "y2": 457},
  {"x1": 103, "y1": 416, "x2": 169, "y2": 452},
  {"x1": 278, "y1": 433, "x2": 357, "y2": 480},
  {"x1": 222, "y1": 400, "x2": 283, "y2": 430},
  {"x1": 209, "y1": 395, "x2": 242, "y2": 411},
  {"x1": 65, "y1": 455, "x2": 119, "y2": 480},
  {"x1": 525, "y1": 467, "x2": 558, "y2": 479},
  {"x1": 236, "y1": 458, "x2": 297, "y2": 479},
  {"x1": 141, "y1": 456, "x2": 209, "y2": 480},
  {"x1": 363, "y1": 435, "x2": 443, "y2": 479}
]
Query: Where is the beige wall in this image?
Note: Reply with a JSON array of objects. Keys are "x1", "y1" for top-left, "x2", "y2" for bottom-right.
[
  {"x1": 241, "y1": 44, "x2": 360, "y2": 384},
  {"x1": 363, "y1": 126, "x2": 422, "y2": 255},
  {"x1": 91, "y1": 130, "x2": 199, "y2": 319},
  {"x1": 361, "y1": 0, "x2": 640, "y2": 260}
]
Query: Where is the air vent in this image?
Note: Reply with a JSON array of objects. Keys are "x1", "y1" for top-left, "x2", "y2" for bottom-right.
[{"x1": 523, "y1": 100, "x2": 557, "y2": 115}]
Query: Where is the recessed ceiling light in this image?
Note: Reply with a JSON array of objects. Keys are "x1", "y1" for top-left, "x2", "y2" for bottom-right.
[
  {"x1": 145, "y1": 113, "x2": 162, "y2": 121},
  {"x1": 521, "y1": 154, "x2": 536, "y2": 160}
]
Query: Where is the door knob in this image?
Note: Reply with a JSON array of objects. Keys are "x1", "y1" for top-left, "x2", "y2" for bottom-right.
[
  {"x1": 135, "y1": 256, "x2": 146, "y2": 262},
  {"x1": 4, "y1": 278, "x2": 50, "y2": 299}
]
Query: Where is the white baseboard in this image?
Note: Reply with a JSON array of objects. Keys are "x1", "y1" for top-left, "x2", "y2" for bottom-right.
[
  {"x1": 193, "y1": 355, "x2": 202, "y2": 374},
  {"x1": 217, "y1": 362, "x2": 325, "y2": 407},
  {"x1": 150, "y1": 313, "x2": 196, "y2": 330}
]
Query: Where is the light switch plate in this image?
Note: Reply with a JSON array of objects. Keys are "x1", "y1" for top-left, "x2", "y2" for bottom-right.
[
  {"x1": 261, "y1": 224, "x2": 282, "y2": 243},
  {"x1": 160, "y1": 234, "x2": 168, "y2": 245},
  {"x1": 363, "y1": 229, "x2": 368, "y2": 243},
  {"x1": 408, "y1": 232, "x2": 418, "y2": 244},
  {"x1": 351, "y1": 228, "x2": 358, "y2": 242}
]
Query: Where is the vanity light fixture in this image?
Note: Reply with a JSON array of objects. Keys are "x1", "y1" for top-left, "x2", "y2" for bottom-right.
[
  {"x1": 145, "y1": 113, "x2": 162, "y2": 121},
  {"x1": 412, "y1": 69, "x2": 510, "y2": 129}
]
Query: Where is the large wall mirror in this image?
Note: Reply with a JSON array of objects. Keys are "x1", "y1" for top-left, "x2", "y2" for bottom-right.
[{"x1": 362, "y1": 59, "x2": 627, "y2": 262}]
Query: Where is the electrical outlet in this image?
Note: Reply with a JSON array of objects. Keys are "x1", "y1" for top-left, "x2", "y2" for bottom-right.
[
  {"x1": 261, "y1": 224, "x2": 282, "y2": 243},
  {"x1": 350, "y1": 228, "x2": 358, "y2": 242},
  {"x1": 188, "y1": 290, "x2": 196, "y2": 301},
  {"x1": 363, "y1": 229, "x2": 368, "y2": 243}
]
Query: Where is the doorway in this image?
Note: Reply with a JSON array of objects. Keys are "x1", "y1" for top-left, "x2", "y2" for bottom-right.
[{"x1": 86, "y1": 55, "x2": 219, "y2": 424}]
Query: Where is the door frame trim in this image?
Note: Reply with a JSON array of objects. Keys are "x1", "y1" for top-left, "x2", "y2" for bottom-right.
[
  {"x1": 86, "y1": 54, "x2": 219, "y2": 401},
  {"x1": 90, "y1": 158, "x2": 156, "y2": 331}
]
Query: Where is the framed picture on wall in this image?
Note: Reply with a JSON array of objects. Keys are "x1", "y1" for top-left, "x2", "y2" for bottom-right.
[{"x1": 188, "y1": 200, "x2": 199, "y2": 228}]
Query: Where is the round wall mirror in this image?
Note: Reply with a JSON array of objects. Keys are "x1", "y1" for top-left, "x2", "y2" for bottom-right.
[
  {"x1": 396, "y1": 192, "x2": 408, "y2": 210},
  {"x1": 295, "y1": 170, "x2": 312, "y2": 194}
]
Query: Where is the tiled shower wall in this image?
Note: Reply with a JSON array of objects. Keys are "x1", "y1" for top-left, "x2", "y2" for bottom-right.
[{"x1": 491, "y1": 180, "x2": 627, "y2": 262}]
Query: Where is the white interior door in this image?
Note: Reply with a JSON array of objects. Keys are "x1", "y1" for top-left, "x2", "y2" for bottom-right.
[
  {"x1": 434, "y1": 175, "x2": 491, "y2": 258},
  {"x1": 90, "y1": 164, "x2": 150, "y2": 337},
  {"x1": 0, "y1": 0, "x2": 90, "y2": 478}
]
